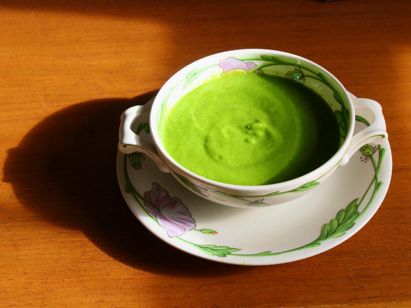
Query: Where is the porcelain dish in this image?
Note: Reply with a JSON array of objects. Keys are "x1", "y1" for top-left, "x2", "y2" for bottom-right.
[
  {"x1": 116, "y1": 95, "x2": 392, "y2": 265},
  {"x1": 118, "y1": 49, "x2": 388, "y2": 208}
]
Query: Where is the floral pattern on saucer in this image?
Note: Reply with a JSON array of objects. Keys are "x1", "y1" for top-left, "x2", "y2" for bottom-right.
[{"x1": 123, "y1": 139, "x2": 386, "y2": 258}]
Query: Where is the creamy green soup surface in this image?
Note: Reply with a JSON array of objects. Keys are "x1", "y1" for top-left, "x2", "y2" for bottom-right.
[{"x1": 162, "y1": 73, "x2": 340, "y2": 186}]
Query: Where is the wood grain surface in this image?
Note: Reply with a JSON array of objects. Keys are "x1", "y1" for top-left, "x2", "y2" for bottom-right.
[{"x1": 1, "y1": 0, "x2": 410, "y2": 307}]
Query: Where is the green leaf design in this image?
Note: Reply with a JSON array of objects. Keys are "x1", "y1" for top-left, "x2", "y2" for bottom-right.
[
  {"x1": 256, "y1": 191, "x2": 279, "y2": 197},
  {"x1": 335, "y1": 110, "x2": 344, "y2": 122},
  {"x1": 124, "y1": 181, "x2": 132, "y2": 194},
  {"x1": 186, "y1": 67, "x2": 207, "y2": 75},
  {"x1": 317, "y1": 224, "x2": 329, "y2": 242},
  {"x1": 200, "y1": 229, "x2": 218, "y2": 236},
  {"x1": 336, "y1": 222, "x2": 355, "y2": 233},
  {"x1": 218, "y1": 179, "x2": 321, "y2": 200},
  {"x1": 122, "y1": 139, "x2": 386, "y2": 259},
  {"x1": 333, "y1": 93, "x2": 344, "y2": 106},
  {"x1": 318, "y1": 72, "x2": 328, "y2": 83},
  {"x1": 243, "y1": 251, "x2": 273, "y2": 257},
  {"x1": 343, "y1": 212, "x2": 359, "y2": 225},
  {"x1": 195, "y1": 244, "x2": 241, "y2": 257},
  {"x1": 335, "y1": 105, "x2": 349, "y2": 139},
  {"x1": 329, "y1": 218, "x2": 339, "y2": 234},
  {"x1": 343, "y1": 105, "x2": 350, "y2": 122},
  {"x1": 317, "y1": 72, "x2": 346, "y2": 110},
  {"x1": 344, "y1": 199, "x2": 358, "y2": 221},
  {"x1": 183, "y1": 76, "x2": 195, "y2": 89},
  {"x1": 326, "y1": 232, "x2": 345, "y2": 240},
  {"x1": 260, "y1": 55, "x2": 283, "y2": 63},
  {"x1": 247, "y1": 200, "x2": 268, "y2": 207},
  {"x1": 184, "y1": 67, "x2": 207, "y2": 89},
  {"x1": 128, "y1": 152, "x2": 142, "y2": 170},
  {"x1": 356, "y1": 115, "x2": 371, "y2": 126},
  {"x1": 122, "y1": 58, "x2": 387, "y2": 261},
  {"x1": 196, "y1": 247, "x2": 214, "y2": 256},
  {"x1": 176, "y1": 174, "x2": 207, "y2": 197},
  {"x1": 291, "y1": 181, "x2": 320, "y2": 192},
  {"x1": 258, "y1": 181, "x2": 318, "y2": 197},
  {"x1": 302, "y1": 242, "x2": 322, "y2": 249},
  {"x1": 336, "y1": 209, "x2": 345, "y2": 224},
  {"x1": 136, "y1": 122, "x2": 150, "y2": 135},
  {"x1": 317, "y1": 198, "x2": 359, "y2": 241}
]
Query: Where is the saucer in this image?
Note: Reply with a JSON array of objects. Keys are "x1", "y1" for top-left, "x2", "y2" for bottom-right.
[{"x1": 116, "y1": 97, "x2": 392, "y2": 266}]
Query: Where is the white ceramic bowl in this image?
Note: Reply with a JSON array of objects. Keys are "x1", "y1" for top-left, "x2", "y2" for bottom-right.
[{"x1": 119, "y1": 49, "x2": 388, "y2": 208}]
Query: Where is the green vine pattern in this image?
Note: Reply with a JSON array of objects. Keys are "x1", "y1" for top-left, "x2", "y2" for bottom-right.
[
  {"x1": 214, "y1": 179, "x2": 321, "y2": 203},
  {"x1": 126, "y1": 122, "x2": 150, "y2": 170},
  {"x1": 157, "y1": 55, "x2": 356, "y2": 205},
  {"x1": 135, "y1": 122, "x2": 150, "y2": 135},
  {"x1": 177, "y1": 239, "x2": 241, "y2": 258},
  {"x1": 131, "y1": 56, "x2": 385, "y2": 258},
  {"x1": 160, "y1": 64, "x2": 212, "y2": 119},
  {"x1": 160, "y1": 54, "x2": 350, "y2": 164},
  {"x1": 248, "y1": 55, "x2": 349, "y2": 140},
  {"x1": 128, "y1": 152, "x2": 143, "y2": 170},
  {"x1": 183, "y1": 67, "x2": 209, "y2": 89},
  {"x1": 175, "y1": 165, "x2": 339, "y2": 207},
  {"x1": 123, "y1": 162, "x2": 241, "y2": 258},
  {"x1": 123, "y1": 141, "x2": 386, "y2": 259},
  {"x1": 174, "y1": 172, "x2": 207, "y2": 198},
  {"x1": 355, "y1": 115, "x2": 371, "y2": 126}
]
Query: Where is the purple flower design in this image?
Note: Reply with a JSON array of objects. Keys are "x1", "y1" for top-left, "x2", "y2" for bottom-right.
[
  {"x1": 218, "y1": 57, "x2": 261, "y2": 75},
  {"x1": 144, "y1": 183, "x2": 196, "y2": 237}
]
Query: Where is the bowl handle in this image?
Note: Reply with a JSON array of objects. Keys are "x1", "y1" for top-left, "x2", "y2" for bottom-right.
[
  {"x1": 340, "y1": 98, "x2": 388, "y2": 166},
  {"x1": 118, "y1": 99, "x2": 170, "y2": 173}
]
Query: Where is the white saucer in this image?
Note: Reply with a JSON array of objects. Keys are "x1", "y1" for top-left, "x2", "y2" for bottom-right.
[{"x1": 116, "y1": 100, "x2": 392, "y2": 266}]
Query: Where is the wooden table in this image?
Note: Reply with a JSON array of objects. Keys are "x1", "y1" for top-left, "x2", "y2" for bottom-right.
[{"x1": 1, "y1": 0, "x2": 410, "y2": 307}]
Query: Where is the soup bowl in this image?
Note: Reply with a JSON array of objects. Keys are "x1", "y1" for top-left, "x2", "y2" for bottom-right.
[{"x1": 118, "y1": 49, "x2": 388, "y2": 208}]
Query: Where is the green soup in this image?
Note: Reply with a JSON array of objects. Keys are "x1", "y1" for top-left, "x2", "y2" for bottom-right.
[{"x1": 162, "y1": 73, "x2": 340, "y2": 185}]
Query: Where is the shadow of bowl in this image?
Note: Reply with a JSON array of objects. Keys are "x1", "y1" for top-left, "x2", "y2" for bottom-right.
[{"x1": 3, "y1": 91, "x2": 248, "y2": 276}]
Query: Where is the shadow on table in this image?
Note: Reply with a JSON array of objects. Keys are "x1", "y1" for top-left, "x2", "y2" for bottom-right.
[{"x1": 2, "y1": 91, "x2": 249, "y2": 277}]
